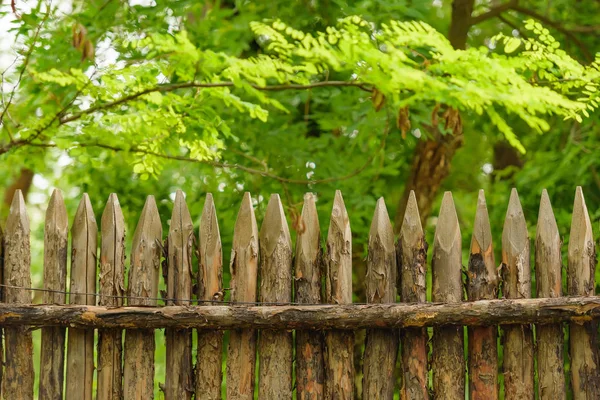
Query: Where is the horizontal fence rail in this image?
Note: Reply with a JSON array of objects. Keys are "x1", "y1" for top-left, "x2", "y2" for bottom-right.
[{"x1": 0, "y1": 186, "x2": 599, "y2": 399}]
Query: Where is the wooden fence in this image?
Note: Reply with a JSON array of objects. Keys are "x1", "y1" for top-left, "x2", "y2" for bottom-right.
[{"x1": 0, "y1": 187, "x2": 599, "y2": 399}]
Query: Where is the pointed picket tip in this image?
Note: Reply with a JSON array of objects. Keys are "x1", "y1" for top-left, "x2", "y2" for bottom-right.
[
  {"x1": 502, "y1": 188, "x2": 528, "y2": 252},
  {"x1": 434, "y1": 191, "x2": 460, "y2": 251},
  {"x1": 400, "y1": 190, "x2": 423, "y2": 240},
  {"x1": 328, "y1": 190, "x2": 350, "y2": 237},
  {"x1": 101, "y1": 193, "x2": 125, "y2": 232},
  {"x1": 200, "y1": 193, "x2": 221, "y2": 251},
  {"x1": 569, "y1": 187, "x2": 593, "y2": 255},
  {"x1": 132, "y1": 195, "x2": 162, "y2": 245},
  {"x1": 369, "y1": 197, "x2": 394, "y2": 252},
  {"x1": 72, "y1": 193, "x2": 97, "y2": 234},
  {"x1": 6, "y1": 189, "x2": 29, "y2": 234},
  {"x1": 46, "y1": 189, "x2": 68, "y2": 230},
  {"x1": 536, "y1": 189, "x2": 559, "y2": 243},
  {"x1": 471, "y1": 190, "x2": 492, "y2": 254},
  {"x1": 233, "y1": 192, "x2": 258, "y2": 247},
  {"x1": 296, "y1": 192, "x2": 320, "y2": 259},
  {"x1": 260, "y1": 194, "x2": 291, "y2": 255},
  {"x1": 169, "y1": 189, "x2": 193, "y2": 234}
]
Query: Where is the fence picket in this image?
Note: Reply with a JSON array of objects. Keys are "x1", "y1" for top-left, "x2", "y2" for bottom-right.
[
  {"x1": 567, "y1": 187, "x2": 600, "y2": 398},
  {"x1": 165, "y1": 190, "x2": 194, "y2": 399},
  {"x1": 196, "y1": 194, "x2": 224, "y2": 399},
  {"x1": 65, "y1": 194, "x2": 97, "y2": 400},
  {"x1": 535, "y1": 190, "x2": 566, "y2": 397},
  {"x1": 398, "y1": 191, "x2": 428, "y2": 400},
  {"x1": 324, "y1": 190, "x2": 354, "y2": 399},
  {"x1": 467, "y1": 190, "x2": 498, "y2": 400},
  {"x1": 227, "y1": 192, "x2": 259, "y2": 400},
  {"x1": 258, "y1": 194, "x2": 293, "y2": 398},
  {"x1": 97, "y1": 193, "x2": 125, "y2": 400},
  {"x1": 124, "y1": 195, "x2": 162, "y2": 399},
  {"x1": 40, "y1": 189, "x2": 68, "y2": 400},
  {"x1": 2, "y1": 190, "x2": 34, "y2": 399},
  {"x1": 501, "y1": 188, "x2": 534, "y2": 399},
  {"x1": 431, "y1": 192, "x2": 464, "y2": 399},
  {"x1": 362, "y1": 198, "x2": 398, "y2": 399},
  {"x1": 295, "y1": 193, "x2": 325, "y2": 400},
  {"x1": 0, "y1": 224, "x2": 3, "y2": 400}
]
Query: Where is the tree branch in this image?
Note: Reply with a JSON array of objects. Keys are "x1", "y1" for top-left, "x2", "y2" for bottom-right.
[{"x1": 469, "y1": 0, "x2": 518, "y2": 26}]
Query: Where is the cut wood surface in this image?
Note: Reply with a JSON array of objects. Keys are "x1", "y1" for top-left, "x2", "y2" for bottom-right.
[
  {"x1": 97, "y1": 193, "x2": 125, "y2": 400},
  {"x1": 123, "y1": 196, "x2": 162, "y2": 400},
  {"x1": 500, "y1": 189, "x2": 534, "y2": 399},
  {"x1": 568, "y1": 187, "x2": 600, "y2": 399},
  {"x1": 2, "y1": 190, "x2": 34, "y2": 399},
  {"x1": 362, "y1": 198, "x2": 398, "y2": 400},
  {"x1": 467, "y1": 190, "x2": 498, "y2": 400},
  {"x1": 65, "y1": 194, "x2": 97, "y2": 400},
  {"x1": 258, "y1": 194, "x2": 293, "y2": 398},
  {"x1": 227, "y1": 192, "x2": 259, "y2": 400},
  {"x1": 164, "y1": 190, "x2": 194, "y2": 400},
  {"x1": 40, "y1": 189, "x2": 68, "y2": 400},
  {"x1": 295, "y1": 193, "x2": 325, "y2": 400},
  {"x1": 397, "y1": 191, "x2": 428, "y2": 400},
  {"x1": 196, "y1": 194, "x2": 224, "y2": 400},
  {"x1": 431, "y1": 192, "x2": 464, "y2": 399},
  {"x1": 325, "y1": 190, "x2": 354, "y2": 399}
]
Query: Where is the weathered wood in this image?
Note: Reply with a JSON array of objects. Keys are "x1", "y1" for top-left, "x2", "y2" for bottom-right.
[
  {"x1": 567, "y1": 187, "x2": 600, "y2": 399},
  {"x1": 397, "y1": 191, "x2": 428, "y2": 400},
  {"x1": 196, "y1": 193, "x2": 224, "y2": 400},
  {"x1": 295, "y1": 193, "x2": 325, "y2": 400},
  {"x1": 535, "y1": 189, "x2": 566, "y2": 397},
  {"x1": 66, "y1": 194, "x2": 97, "y2": 400},
  {"x1": 227, "y1": 192, "x2": 259, "y2": 400},
  {"x1": 325, "y1": 190, "x2": 354, "y2": 399},
  {"x1": 467, "y1": 190, "x2": 498, "y2": 400},
  {"x1": 165, "y1": 190, "x2": 194, "y2": 399},
  {"x1": 0, "y1": 224, "x2": 3, "y2": 400},
  {"x1": 362, "y1": 198, "x2": 398, "y2": 399},
  {"x1": 500, "y1": 188, "x2": 534, "y2": 399},
  {"x1": 258, "y1": 194, "x2": 293, "y2": 398},
  {"x1": 431, "y1": 192, "x2": 464, "y2": 399},
  {"x1": 40, "y1": 189, "x2": 68, "y2": 400},
  {"x1": 2, "y1": 190, "x2": 34, "y2": 399},
  {"x1": 97, "y1": 193, "x2": 125, "y2": 400},
  {"x1": 124, "y1": 195, "x2": 162, "y2": 400}
]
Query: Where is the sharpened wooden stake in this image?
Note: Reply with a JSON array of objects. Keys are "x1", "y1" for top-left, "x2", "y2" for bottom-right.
[
  {"x1": 501, "y1": 189, "x2": 534, "y2": 399},
  {"x1": 362, "y1": 198, "x2": 398, "y2": 399},
  {"x1": 124, "y1": 196, "x2": 162, "y2": 400},
  {"x1": 432, "y1": 192, "x2": 464, "y2": 399},
  {"x1": 196, "y1": 194, "x2": 224, "y2": 400},
  {"x1": 227, "y1": 192, "x2": 259, "y2": 400},
  {"x1": 2, "y1": 190, "x2": 34, "y2": 399},
  {"x1": 98, "y1": 193, "x2": 125, "y2": 400},
  {"x1": 568, "y1": 187, "x2": 600, "y2": 398},
  {"x1": 258, "y1": 194, "x2": 293, "y2": 398},
  {"x1": 398, "y1": 191, "x2": 429, "y2": 400},
  {"x1": 40, "y1": 189, "x2": 68, "y2": 400},
  {"x1": 66, "y1": 194, "x2": 97, "y2": 400},
  {"x1": 325, "y1": 190, "x2": 354, "y2": 399},
  {"x1": 165, "y1": 190, "x2": 194, "y2": 399},
  {"x1": 295, "y1": 193, "x2": 325, "y2": 400},
  {"x1": 467, "y1": 190, "x2": 498, "y2": 400},
  {"x1": 535, "y1": 190, "x2": 566, "y2": 398}
]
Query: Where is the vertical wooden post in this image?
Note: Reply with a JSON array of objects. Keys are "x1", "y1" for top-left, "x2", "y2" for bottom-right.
[
  {"x1": 362, "y1": 198, "x2": 398, "y2": 399},
  {"x1": 124, "y1": 195, "x2": 162, "y2": 400},
  {"x1": 2, "y1": 190, "x2": 34, "y2": 399},
  {"x1": 398, "y1": 191, "x2": 429, "y2": 400},
  {"x1": 501, "y1": 188, "x2": 534, "y2": 399},
  {"x1": 535, "y1": 189, "x2": 566, "y2": 397},
  {"x1": 324, "y1": 190, "x2": 354, "y2": 399},
  {"x1": 227, "y1": 192, "x2": 259, "y2": 400},
  {"x1": 196, "y1": 194, "x2": 224, "y2": 399},
  {"x1": 295, "y1": 193, "x2": 325, "y2": 400},
  {"x1": 0, "y1": 224, "x2": 3, "y2": 400},
  {"x1": 567, "y1": 187, "x2": 600, "y2": 398},
  {"x1": 40, "y1": 189, "x2": 68, "y2": 400},
  {"x1": 66, "y1": 193, "x2": 97, "y2": 400},
  {"x1": 258, "y1": 194, "x2": 293, "y2": 398},
  {"x1": 165, "y1": 190, "x2": 194, "y2": 399},
  {"x1": 431, "y1": 192, "x2": 464, "y2": 399},
  {"x1": 97, "y1": 193, "x2": 125, "y2": 400},
  {"x1": 467, "y1": 190, "x2": 498, "y2": 399}
]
